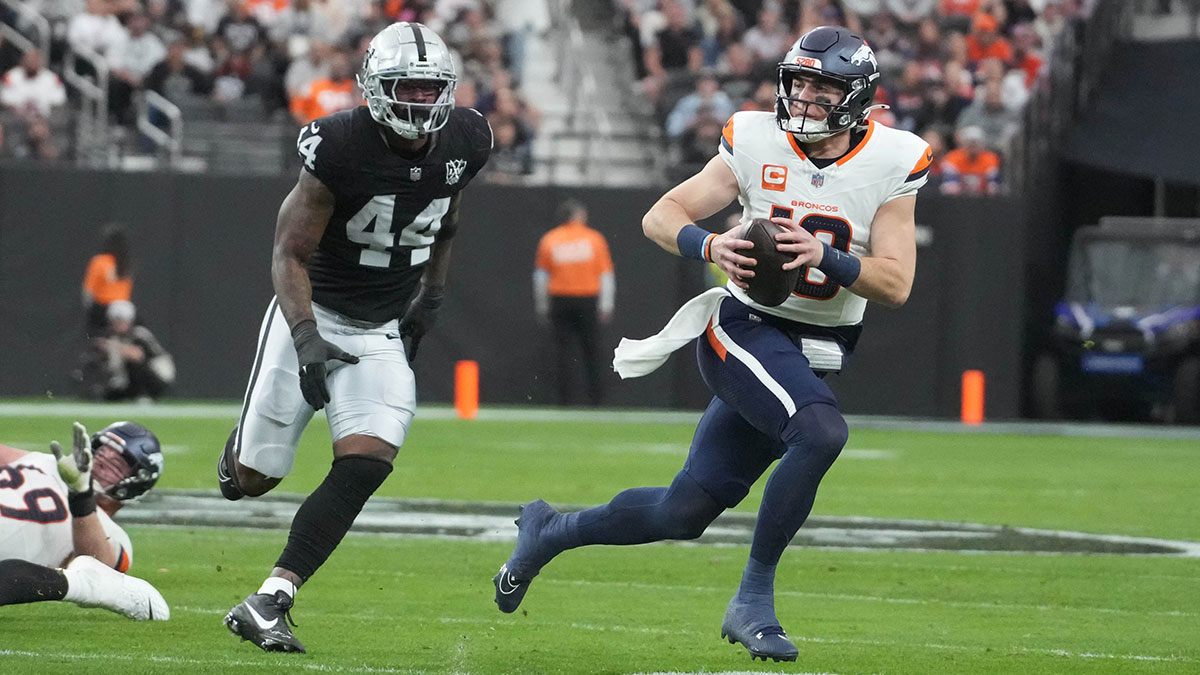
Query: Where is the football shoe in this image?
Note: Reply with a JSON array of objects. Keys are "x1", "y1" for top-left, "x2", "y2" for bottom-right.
[
  {"x1": 720, "y1": 598, "x2": 799, "y2": 662},
  {"x1": 493, "y1": 499, "x2": 559, "y2": 613},
  {"x1": 224, "y1": 590, "x2": 306, "y2": 653},
  {"x1": 65, "y1": 555, "x2": 170, "y2": 621}
]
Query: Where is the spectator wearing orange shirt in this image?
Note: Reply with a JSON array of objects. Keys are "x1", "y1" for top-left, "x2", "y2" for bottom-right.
[
  {"x1": 82, "y1": 224, "x2": 133, "y2": 338},
  {"x1": 534, "y1": 200, "x2": 616, "y2": 406},
  {"x1": 940, "y1": 126, "x2": 1001, "y2": 195},
  {"x1": 965, "y1": 13, "x2": 1012, "y2": 66},
  {"x1": 289, "y1": 52, "x2": 357, "y2": 125}
]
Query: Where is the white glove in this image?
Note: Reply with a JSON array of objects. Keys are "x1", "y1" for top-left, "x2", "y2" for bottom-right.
[{"x1": 51, "y1": 422, "x2": 93, "y2": 495}]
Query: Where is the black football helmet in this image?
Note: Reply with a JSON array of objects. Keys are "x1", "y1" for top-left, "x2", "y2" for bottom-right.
[
  {"x1": 776, "y1": 26, "x2": 882, "y2": 141},
  {"x1": 90, "y1": 421, "x2": 163, "y2": 501}
]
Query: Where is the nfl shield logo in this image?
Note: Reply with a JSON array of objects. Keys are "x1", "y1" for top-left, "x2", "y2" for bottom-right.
[
  {"x1": 410, "y1": 167, "x2": 422, "y2": 181},
  {"x1": 811, "y1": 173, "x2": 825, "y2": 188}
]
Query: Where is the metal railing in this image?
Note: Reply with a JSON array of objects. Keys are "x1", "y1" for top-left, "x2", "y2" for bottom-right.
[
  {"x1": 0, "y1": 0, "x2": 50, "y2": 58},
  {"x1": 549, "y1": 0, "x2": 615, "y2": 183},
  {"x1": 136, "y1": 90, "x2": 183, "y2": 163},
  {"x1": 61, "y1": 45, "x2": 110, "y2": 164}
]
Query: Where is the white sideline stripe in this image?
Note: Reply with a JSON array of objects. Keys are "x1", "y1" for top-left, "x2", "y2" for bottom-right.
[
  {"x1": 0, "y1": 650, "x2": 427, "y2": 673},
  {"x1": 2, "y1": 401, "x2": 1200, "y2": 439},
  {"x1": 709, "y1": 322, "x2": 797, "y2": 416}
]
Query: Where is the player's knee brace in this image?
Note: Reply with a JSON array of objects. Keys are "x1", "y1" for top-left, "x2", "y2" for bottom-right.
[
  {"x1": 780, "y1": 402, "x2": 848, "y2": 467},
  {"x1": 274, "y1": 455, "x2": 393, "y2": 582}
]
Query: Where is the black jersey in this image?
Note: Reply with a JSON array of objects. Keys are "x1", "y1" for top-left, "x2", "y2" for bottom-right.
[{"x1": 296, "y1": 105, "x2": 492, "y2": 322}]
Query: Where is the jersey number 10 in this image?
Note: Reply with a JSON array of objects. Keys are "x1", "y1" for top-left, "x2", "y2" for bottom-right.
[{"x1": 771, "y1": 206, "x2": 854, "y2": 300}]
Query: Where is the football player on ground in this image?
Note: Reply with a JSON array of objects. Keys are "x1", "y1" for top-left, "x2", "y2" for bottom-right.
[
  {"x1": 217, "y1": 21, "x2": 491, "y2": 654},
  {"x1": 493, "y1": 27, "x2": 930, "y2": 662},
  {"x1": 0, "y1": 421, "x2": 169, "y2": 620}
]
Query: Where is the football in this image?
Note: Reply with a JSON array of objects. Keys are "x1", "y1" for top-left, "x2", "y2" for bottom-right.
[{"x1": 739, "y1": 218, "x2": 800, "y2": 306}]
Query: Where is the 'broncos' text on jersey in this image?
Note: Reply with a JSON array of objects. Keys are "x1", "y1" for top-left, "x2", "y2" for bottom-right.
[{"x1": 295, "y1": 105, "x2": 492, "y2": 323}]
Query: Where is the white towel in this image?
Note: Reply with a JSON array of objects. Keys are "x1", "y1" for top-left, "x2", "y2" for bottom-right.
[{"x1": 612, "y1": 288, "x2": 729, "y2": 379}]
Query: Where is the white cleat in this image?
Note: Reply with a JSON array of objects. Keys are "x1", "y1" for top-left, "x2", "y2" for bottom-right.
[{"x1": 65, "y1": 555, "x2": 170, "y2": 621}]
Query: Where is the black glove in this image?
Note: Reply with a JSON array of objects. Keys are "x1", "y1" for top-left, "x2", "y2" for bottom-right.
[
  {"x1": 398, "y1": 285, "x2": 444, "y2": 363},
  {"x1": 292, "y1": 319, "x2": 359, "y2": 410}
]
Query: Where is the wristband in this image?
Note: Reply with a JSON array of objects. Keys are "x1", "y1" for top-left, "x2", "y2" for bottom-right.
[
  {"x1": 68, "y1": 490, "x2": 97, "y2": 518},
  {"x1": 290, "y1": 318, "x2": 319, "y2": 346},
  {"x1": 816, "y1": 242, "x2": 862, "y2": 287},
  {"x1": 676, "y1": 224, "x2": 716, "y2": 261},
  {"x1": 416, "y1": 285, "x2": 445, "y2": 308}
]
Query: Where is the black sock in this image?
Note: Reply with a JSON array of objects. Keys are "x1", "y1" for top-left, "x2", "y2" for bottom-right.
[
  {"x1": 274, "y1": 455, "x2": 393, "y2": 583},
  {"x1": 0, "y1": 559, "x2": 68, "y2": 605}
]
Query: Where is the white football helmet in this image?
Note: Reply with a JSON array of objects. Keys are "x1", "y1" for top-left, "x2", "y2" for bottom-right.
[{"x1": 359, "y1": 22, "x2": 457, "y2": 139}]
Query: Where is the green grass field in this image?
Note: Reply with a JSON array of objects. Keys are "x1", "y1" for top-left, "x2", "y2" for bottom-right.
[{"x1": 1, "y1": 404, "x2": 1198, "y2": 674}]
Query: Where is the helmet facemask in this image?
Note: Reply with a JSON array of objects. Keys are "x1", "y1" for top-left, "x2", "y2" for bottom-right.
[
  {"x1": 90, "y1": 424, "x2": 162, "y2": 502},
  {"x1": 361, "y1": 71, "x2": 457, "y2": 139},
  {"x1": 776, "y1": 67, "x2": 863, "y2": 141}
]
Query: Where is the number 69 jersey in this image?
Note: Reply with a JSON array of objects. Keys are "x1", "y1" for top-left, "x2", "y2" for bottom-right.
[
  {"x1": 1, "y1": 450, "x2": 133, "y2": 570},
  {"x1": 718, "y1": 111, "x2": 931, "y2": 327},
  {"x1": 296, "y1": 105, "x2": 493, "y2": 323}
]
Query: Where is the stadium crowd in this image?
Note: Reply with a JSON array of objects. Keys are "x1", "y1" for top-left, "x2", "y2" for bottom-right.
[
  {"x1": 0, "y1": 0, "x2": 545, "y2": 174},
  {"x1": 621, "y1": 0, "x2": 1087, "y2": 193},
  {"x1": 2, "y1": 0, "x2": 1087, "y2": 190}
]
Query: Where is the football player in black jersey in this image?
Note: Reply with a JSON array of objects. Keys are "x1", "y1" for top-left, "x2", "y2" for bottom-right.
[{"x1": 218, "y1": 22, "x2": 491, "y2": 653}]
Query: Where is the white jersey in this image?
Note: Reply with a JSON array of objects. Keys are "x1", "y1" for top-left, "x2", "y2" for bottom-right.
[
  {"x1": 717, "y1": 111, "x2": 931, "y2": 327},
  {"x1": 0, "y1": 450, "x2": 133, "y2": 570}
]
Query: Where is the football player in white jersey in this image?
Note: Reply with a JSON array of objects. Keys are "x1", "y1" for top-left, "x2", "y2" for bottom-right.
[
  {"x1": 492, "y1": 27, "x2": 931, "y2": 662},
  {"x1": 0, "y1": 421, "x2": 168, "y2": 620}
]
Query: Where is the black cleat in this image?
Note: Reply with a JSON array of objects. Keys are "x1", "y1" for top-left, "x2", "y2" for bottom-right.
[
  {"x1": 721, "y1": 600, "x2": 799, "y2": 662},
  {"x1": 217, "y1": 427, "x2": 244, "y2": 501},
  {"x1": 493, "y1": 562, "x2": 532, "y2": 614},
  {"x1": 224, "y1": 591, "x2": 306, "y2": 653},
  {"x1": 493, "y1": 499, "x2": 559, "y2": 613}
]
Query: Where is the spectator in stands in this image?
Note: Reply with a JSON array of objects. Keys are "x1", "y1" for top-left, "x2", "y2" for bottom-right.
[
  {"x1": 941, "y1": 58, "x2": 975, "y2": 100},
  {"x1": 108, "y1": 10, "x2": 167, "y2": 124},
  {"x1": 974, "y1": 56, "x2": 1027, "y2": 111},
  {"x1": 216, "y1": 0, "x2": 268, "y2": 56},
  {"x1": 67, "y1": 0, "x2": 129, "y2": 62},
  {"x1": 0, "y1": 49, "x2": 67, "y2": 160},
  {"x1": 739, "y1": 79, "x2": 775, "y2": 112},
  {"x1": 283, "y1": 39, "x2": 330, "y2": 101},
  {"x1": 740, "y1": 5, "x2": 790, "y2": 71},
  {"x1": 75, "y1": 300, "x2": 176, "y2": 402},
  {"x1": 269, "y1": 0, "x2": 318, "y2": 61},
  {"x1": 494, "y1": 0, "x2": 550, "y2": 87},
  {"x1": 1033, "y1": 0, "x2": 1067, "y2": 49},
  {"x1": 891, "y1": 61, "x2": 927, "y2": 131},
  {"x1": 716, "y1": 42, "x2": 762, "y2": 99},
  {"x1": 642, "y1": 0, "x2": 704, "y2": 100},
  {"x1": 665, "y1": 70, "x2": 735, "y2": 139},
  {"x1": 939, "y1": 0, "x2": 980, "y2": 31},
  {"x1": 144, "y1": 38, "x2": 214, "y2": 106},
  {"x1": 698, "y1": 0, "x2": 746, "y2": 67},
  {"x1": 289, "y1": 50, "x2": 356, "y2": 125},
  {"x1": 677, "y1": 104, "x2": 725, "y2": 167},
  {"x1": 956, "y1": 78, "x2": 1020, "y2": 152},
  {"x1": 965, "y1": 12, "x2": 1012, "y2": 66},
  {"x1": 940, "y1": 125, "x2": 1001, "y2": 195},
  {"x1": 913, "y1": 74, "x2": 970, "y2": 138},
  {"x1": 912, "y1": 17, "x2": 944, "y2": 68},
  {"x1": 1001, "y1": 0, "x2": 1038, "y2": 33},
  {"x1": 485, "y1": 116, "x2": 533, "y2": 177},
  {"x1": 486, "y1": 84, "x2": 538, "y2": 163},
  {"x1": 887, "y1": 0, "x2": 938, "y2": 27},
  {"x1": 1008, "y1": 22, "x2": 1044, "y2": 87},
  {"x1": 81, "y1": 223, "x2": 133, "y2": 338}
]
